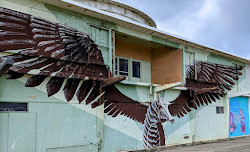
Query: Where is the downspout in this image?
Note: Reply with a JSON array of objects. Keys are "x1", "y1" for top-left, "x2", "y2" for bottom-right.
[
  {"x1": 108, "y1": 28, "x2": 113, "y2": 74},
  {"x1": 182, "y1": 48, "x2": 186, "y2": 85},
  {"x1": 112, "y1": 31, "x2": 116, "y2": 76}
]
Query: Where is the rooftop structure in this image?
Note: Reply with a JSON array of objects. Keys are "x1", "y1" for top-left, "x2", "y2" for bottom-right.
[{"x1": 74, "y1": 0, "x2": 156, "y2": 27}]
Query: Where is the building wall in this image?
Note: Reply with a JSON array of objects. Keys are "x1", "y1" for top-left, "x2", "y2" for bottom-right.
[
  {"x1": 0, "y1": 0, "x2": 248, "y2": 152},
  {"x1": 0, "y1": 76, "x2": 101, "y2": 152},
  {"x1": 246, "y1": 63, "x2": 250, "y2": 91}
]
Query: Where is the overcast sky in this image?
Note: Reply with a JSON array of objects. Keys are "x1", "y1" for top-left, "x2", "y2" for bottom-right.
[{"x1": 114, "y1": 0, "x2": 250, "y2": 59}]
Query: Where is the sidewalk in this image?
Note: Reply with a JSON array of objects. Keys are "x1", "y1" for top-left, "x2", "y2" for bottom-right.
[{"x1": 124, "y1": 136, "x2": 250, "y2": 152}]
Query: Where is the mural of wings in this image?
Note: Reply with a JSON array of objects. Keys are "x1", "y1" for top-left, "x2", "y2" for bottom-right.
[
  {"x1": 0, "y1": 7, "x2": 127, "y2": 106},
  {"x1": 0, "y1": 7, "x2": 244, "y2": 150},
  {"x1": 169, "y1": 61, "x2": 243, "y2": 118}
]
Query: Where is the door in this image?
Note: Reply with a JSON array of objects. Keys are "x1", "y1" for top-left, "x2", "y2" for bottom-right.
[
  {"x1": 229, "y1": 97, "x2": 250, "y2": 137},
  {"x1": 0, "y1": 113, "x2": 36, "y2": 152}
]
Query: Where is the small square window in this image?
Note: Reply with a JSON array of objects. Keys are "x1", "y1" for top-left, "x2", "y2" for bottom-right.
[
  {"x1": 132, "y1": 61, "x2": 140, "y2": 78},
  {"x1": 216, "y1": 107, "x2": 224, "y2": 114}
]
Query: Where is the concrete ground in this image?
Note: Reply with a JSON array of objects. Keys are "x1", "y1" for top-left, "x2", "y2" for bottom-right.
[
  {"x1": 163, "y1": 136, "x2": 250, "y2": 152},
  {"x1": 125, "y1": 136, "x2": 250, "y2": 152}
]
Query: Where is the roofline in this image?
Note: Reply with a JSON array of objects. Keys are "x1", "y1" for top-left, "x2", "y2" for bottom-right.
[
  {"x1": 106, "y1": 0, "x2": 157, "y2": 27},
  {"x1": 40, "y1": 0, "x2": 249, "y2": 63}
]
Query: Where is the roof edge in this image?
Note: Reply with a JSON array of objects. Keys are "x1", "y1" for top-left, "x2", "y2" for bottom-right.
[
  {"x1": 107, "y1": 0, "x2": 157, "y2": 27},
  {"x1": 40, "y1": 0, "x2": 249, "y2": 63}
]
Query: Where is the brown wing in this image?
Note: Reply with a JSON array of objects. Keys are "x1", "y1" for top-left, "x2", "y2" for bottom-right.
[
  {"x1": 0, "y1": 7, "x2": 114, "y2": 103},
  {"x1": 102, "y1": 85, "x2": 148, "y2": 124},
  {"x1": 169, "y1": 61, "x2": 243, "y2": 118},
  {"x1": 0, "y1": 7, "x2": 103, "y2": 64}
]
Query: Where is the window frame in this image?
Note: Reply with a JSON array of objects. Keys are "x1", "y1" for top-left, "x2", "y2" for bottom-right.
[
  {"x1": 115, "y1": 57, "x2": 129, "y2": 79},
  {"x1": 115, "y1": 56, "x2": 142, "y2": 82},
  {"x1": 216, "y1": 106, "x2": 224, "y2": 114}
]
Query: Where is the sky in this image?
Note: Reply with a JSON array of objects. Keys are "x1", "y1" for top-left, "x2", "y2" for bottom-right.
[{"x1": 114, "y1": 0, "x2": 250, "y2": 59}]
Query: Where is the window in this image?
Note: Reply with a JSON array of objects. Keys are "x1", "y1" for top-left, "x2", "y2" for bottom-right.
[
  {"x1": 216, "y1": 107, "x2": 224, "y2": 114},
  {"x1": 132, "y1": 61, "x2": 140, "y2": 78},
  {"x1": 115, "y1": 56, "x2": 150, "y2": 83},
  {"x1": 0, "y1": 102, "x2": 27, "y2": 112},
  {"x1": 116, "y1": 58, "x2": 128, "y2": 76}
]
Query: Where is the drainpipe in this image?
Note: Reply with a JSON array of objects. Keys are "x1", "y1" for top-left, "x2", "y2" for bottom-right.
[
  {"x1": 112, "y1": 31, "x2": 116, "y2": 76},
  {"x1": 108, "y1": 28, "x2": 113, "y2": 74}
]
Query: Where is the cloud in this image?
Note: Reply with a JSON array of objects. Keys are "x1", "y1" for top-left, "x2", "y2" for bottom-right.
[{"x1": 114, "y1": 0, "x2": 250, "y2": 60}]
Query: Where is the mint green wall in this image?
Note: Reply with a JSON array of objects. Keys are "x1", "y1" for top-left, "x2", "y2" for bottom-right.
[
  {"x1": 0, "y1": 76, "x2": 100, "y2": 152},
  {"x1": 0, "y1": 76, "x2": 147, "y2": 152}
]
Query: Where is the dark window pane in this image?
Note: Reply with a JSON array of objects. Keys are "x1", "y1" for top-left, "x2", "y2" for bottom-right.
[
  {"x1": 115, "y1": 58, "x2": 118, "y2": 75},
  {"x1": 0, "y1": 102, "x2": 27, "y2": 112},
  {"x1": 115, "y1": 58, "x2": 118, "y2": 71},
  {"x1": 132, "y1": 61, "x2": 140, "y2": 78},
  {"x1": 221, "y1": 107, "x2": 224, "y2": 113},
  {"x1": 216, "y1": 107, "x2": 224, "y2": 114},
  {"x1": 216, "y1": 107, "x2": 219, "y2": 113},
  {"x1": 119, "y1": 58, "x2": 128, "y2": 76}
]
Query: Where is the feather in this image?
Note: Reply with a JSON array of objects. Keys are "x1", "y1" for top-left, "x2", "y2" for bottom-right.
[
  {"x1": 46, "y1": 77, "x2": 64, "y2": 97},
  {"x1": 63, "y1": 78, "x2": 80, "y2": 102},
  {"x1": 25, "y1": 75, "x2": 47, "y2": 87}
]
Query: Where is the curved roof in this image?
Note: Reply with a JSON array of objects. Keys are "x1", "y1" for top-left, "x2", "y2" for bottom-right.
[{"x1": 76, "y1": 0, "x2": 157, "y2": 27}]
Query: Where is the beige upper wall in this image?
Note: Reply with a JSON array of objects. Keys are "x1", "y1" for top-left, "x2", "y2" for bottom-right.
[
  {"x1": 115, "y1": 35, "x2": 152, "y2": 62},
  {"x1": 151, "y1": 48, "x2": 183, "y2": 84}
]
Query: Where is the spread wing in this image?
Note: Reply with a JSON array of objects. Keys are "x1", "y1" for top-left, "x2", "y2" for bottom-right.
[
  {"x1": 0, "y1": 7, "x2": 120, "y2": 104},
  {"x1": 103, "y1": 84, "x2": 148, "y2": 124},
  {"x1": 0, "y1": 7, "x2": 146, "y2": 121},
  {"x1": 169, "y1": 61, "x2": 243, "y2": 118}
]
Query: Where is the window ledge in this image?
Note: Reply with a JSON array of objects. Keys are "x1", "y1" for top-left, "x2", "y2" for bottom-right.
[
  {"x1": 119, "y1": 80, "x2": 188, "y2": 90},
  {"x1": 120, "y1": 80, "x2": 156, "y2": 87}
]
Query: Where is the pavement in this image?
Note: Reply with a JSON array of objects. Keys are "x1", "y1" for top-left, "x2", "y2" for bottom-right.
[
  {"x1": 125, "y1": 136, "x2": 250, "y2": 152},
  {"x1": 164, "y1": 136, "x2": 250, "y2": 152}
]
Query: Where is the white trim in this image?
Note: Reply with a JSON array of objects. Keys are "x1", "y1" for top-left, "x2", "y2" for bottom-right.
[
  {"x1": 154, "y1": 82, "x2": 182, "y2": 93},
  {"x1": 226, "y1": 91, "x2": 250, "y2": 98}
]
